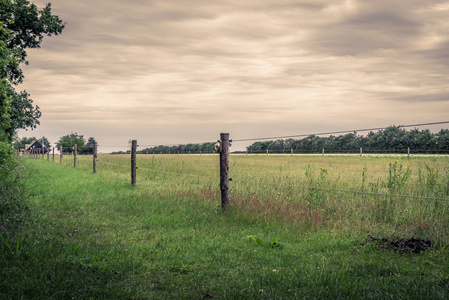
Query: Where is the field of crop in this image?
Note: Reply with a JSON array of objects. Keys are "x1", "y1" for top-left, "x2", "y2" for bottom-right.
[{"x1": 1, "y1": 153, "x2": 449, "y2": 299}]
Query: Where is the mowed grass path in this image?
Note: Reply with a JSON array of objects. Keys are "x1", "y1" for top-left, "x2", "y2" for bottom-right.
[{"x1": 1, "y1": 158, "x2": 449, "y2": 299}]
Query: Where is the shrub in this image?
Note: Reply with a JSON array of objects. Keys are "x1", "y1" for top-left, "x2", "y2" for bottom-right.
[{"x1": 0, "y1": 141, "x2": 27, "y2": 228}]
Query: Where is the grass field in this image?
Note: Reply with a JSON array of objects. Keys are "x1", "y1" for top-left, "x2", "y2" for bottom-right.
[{"x1": 1, "y1": 154, "x2": 449, "y2": 299}]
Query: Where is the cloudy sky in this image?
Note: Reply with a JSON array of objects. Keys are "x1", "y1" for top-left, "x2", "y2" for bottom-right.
[{"x1": 18, "y1": 0, "x2": 449, "y2": 152}]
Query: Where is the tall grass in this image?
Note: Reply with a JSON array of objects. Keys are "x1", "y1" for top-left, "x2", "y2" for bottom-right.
[{"x1": 47, "y1": 152, "x2": 449, "y2": 245}]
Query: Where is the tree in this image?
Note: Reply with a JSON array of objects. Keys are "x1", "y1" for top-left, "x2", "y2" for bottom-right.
[
  {"x1": 56, "y1": 133, "x2": 86, "y2": 154},
  {"x1": 13, "y1": 136, "x2": 33, "y2": 150},
  {"x1": 0, "y1": 0, "x2": 65, "y2": 141},
  {"x1": 56, "y1": 133, "x2": 96, "y2": 154},
  {"x1": 83, "y1": 137, "x2": 97, "y2": 154},
  {"x1": 1, "y1": 0, "x2": 65, "y2": 83},
  {"x1": 1, "y1": 1, "x2": 63, "y2": 227}
]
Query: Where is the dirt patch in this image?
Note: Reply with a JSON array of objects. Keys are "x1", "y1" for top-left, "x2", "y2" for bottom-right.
[{"x1": 364, "y1": 235, "x2": 432, "y2": 253}]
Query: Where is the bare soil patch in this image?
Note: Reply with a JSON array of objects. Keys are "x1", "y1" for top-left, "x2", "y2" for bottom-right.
[{"x1": 364, "y1": 235, "x2": 432, "y2": 253}]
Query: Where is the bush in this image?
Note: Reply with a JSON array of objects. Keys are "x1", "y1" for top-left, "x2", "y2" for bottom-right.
[{"x1": 0, "y1": 141, "x2": 27, "y2": 228}]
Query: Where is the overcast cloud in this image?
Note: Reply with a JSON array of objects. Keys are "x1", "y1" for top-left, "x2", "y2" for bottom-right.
[{"x1": 18, "y1": 0, "x2": 449, "y2": 152}]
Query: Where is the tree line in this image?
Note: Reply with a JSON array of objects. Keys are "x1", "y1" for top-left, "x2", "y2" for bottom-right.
[
  {"x1": 246, "y1": 127, "x2": 449, "y2": 154},
  {"x1": 13, "y1": 133, "x2": 97, "y2": 155},
  {"x1": 111, "y1": 142, "x2": 217, "y2": 155}
]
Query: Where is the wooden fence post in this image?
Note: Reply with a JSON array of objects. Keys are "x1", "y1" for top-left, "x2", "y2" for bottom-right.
[
  {"x1": 93, "y1": 142, "x2": 97, "y2": 173},
  {"x1": 52, "y1": 147, "x2": 55, "y2": 162},
  {"x1": 74, "y1": 144, "x2": 77, "y2": 167},
  {"x1": 360, "y1": 147, "x2": 362, "y2": 157},
  {"x1": 60, "y1": 146, "x2": 63, "y2": 164},
  {"x1": 322, "y1": 148, "x2": 324, "y2": 156},
  {"x1": 42, "y1": 148, "x2": 44, "y2": 159},
  {"x1": 47, "y1": 149, "x2": 49, "y2": 161},
  {"x1": 219, "y1": 133, "x2": 230, "y2": 209},
  {"x1": 291, "y1": 148, "x2": 293, "y2": 156},
  {"x1": 131, "y1": 140, "x2": 137, "y2": 186}
]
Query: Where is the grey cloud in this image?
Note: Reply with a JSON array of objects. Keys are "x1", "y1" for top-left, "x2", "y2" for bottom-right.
[
  {"x1": 393, "y1": 92, "x2": 449, "y2": 103},
  {"x1": 18, "y1": 0, "x2": 449, "y2": 151}
]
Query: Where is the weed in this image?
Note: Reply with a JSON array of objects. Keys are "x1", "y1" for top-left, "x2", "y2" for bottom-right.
[{"x1": 386, "y1": 159, "x2": 411, "y2": 192}]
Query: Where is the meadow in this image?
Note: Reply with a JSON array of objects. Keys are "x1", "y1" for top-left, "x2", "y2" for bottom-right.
[{"x1": 1, "y1": 153, "x2": 449, "y2": 299}]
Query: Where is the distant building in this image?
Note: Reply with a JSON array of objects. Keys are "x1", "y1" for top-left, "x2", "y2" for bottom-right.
[{"x1": 23, "y1": 140, "x2": 48, "y2": 154}]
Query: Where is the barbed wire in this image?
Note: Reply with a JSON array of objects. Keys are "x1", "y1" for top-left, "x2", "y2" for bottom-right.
[
  {"x1": 137, "y1": 165, "x2": 219, "y2": 180},
  {"x1": 232, "y1": 121, "x2": 449, "y2": 142},
  {"x1": 97, "y1": 159, "x2": 448, "y2": 202},
  {"x1": 97, "y1": 161, "x2": 129, "y2": 168},
  {"x1": 90, "y1": 121, "x2": 449, "y2": 152},
  {"x1": 230, "y1": 177, "x2": 449, "y2": 202},
  {"x1": 97, "y1": 160, "x2": 218, "y2": 179}
]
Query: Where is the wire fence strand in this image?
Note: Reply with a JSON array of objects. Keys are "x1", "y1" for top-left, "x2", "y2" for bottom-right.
[
  {"x1": 231, "y1": 177, "x2": 449, "y2": 201},
  {"x1": 97, "y1": 160, "x2": 218, "y2": 180},
  {"x1": 232, "y1": 121, "x2": 449, "y2": 142},
  {"x1": 97, "y1": 160, "x2": 448, "y2": 202}
]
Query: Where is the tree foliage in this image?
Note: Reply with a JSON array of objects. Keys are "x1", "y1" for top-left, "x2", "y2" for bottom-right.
[
  {"x1": 13, "y1": 135, "x2": 50, "y2": 150},
  {"x1": 0, "y1": 0, "x2": 64, "y2": 142},
  {"x1": 56, "y1": 133, "x2": 96, "y2": 155},
  {"x1": 1, "y1": 0, "x2": 65, "y2": 83},
  {"x1": 246, "y1": 127, "x2": 449, "y2": 154},
  {"x1": 134, "y1": 142, "x2": 216, "y2": 155},
  {"x1": 1, "y1": 1, "x2": 63, "y2": 226}
]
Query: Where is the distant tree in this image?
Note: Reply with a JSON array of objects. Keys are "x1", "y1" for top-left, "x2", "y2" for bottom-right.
[
  {"x1": 40, "y1": 136, "x2": 50, "y2": 149},
  {"x1": 436, "y1": 129, "x2": 449, "y2": 152},
  {"x1": 82, "y1": 137, "x2": 97, "y2": 154},
  {"x1": 56, "y1": 133, "x2": 86, "y2": 154},
  {"x1": 12, "y1": 136, "x2": 35, "y2": 150},
  {"x1": 13, "y1": 135, "x2": 50, "y2": 150},
  {"x1": 246, "y1": 126, "x2": 448, "y2": 154}
]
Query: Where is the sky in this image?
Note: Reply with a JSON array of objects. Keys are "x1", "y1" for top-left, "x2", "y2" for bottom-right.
[{"x1": 17, "y1": 0, "x2": 449, "y2": 153}]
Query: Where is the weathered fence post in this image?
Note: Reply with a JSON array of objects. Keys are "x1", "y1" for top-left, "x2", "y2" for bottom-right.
[
  {"x1": 74, "y1": 144, "x2": 77, "y2": 167},
  {"x1": 52, "y1": 147, "x2": 55, "y2": 162},
  {"x1": 131, "y1": 140, "x2": 137, "y2": 186},
  {"x1": 360, "y1": 147, "x2": 362, "y2": 157},
  {"x1": 60, "y1": 146, "x2": 63, "y2": 164},
  {"x1": 291, "y1": 148, "x2": 293, "y2": 156},
  {"x1": 219, "y1": 133, "x2": 230, "y2": 209},
  {"x1": 47, "y1": 149, "x2": 49, "y2": 161},
  {"x1": 42, "y1": 148, "x2": 44, "y2": 159},
  {"x1": 93, "y1": 142, "x2": 97, "y2": 173},
  {"x1": 322, "y1": 148, "x2": 324, "y2": 156}
]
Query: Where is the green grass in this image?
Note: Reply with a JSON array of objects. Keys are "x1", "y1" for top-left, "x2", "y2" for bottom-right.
[{"x1": 1, "y1": 155, "x2": 449, "y2": 299}]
